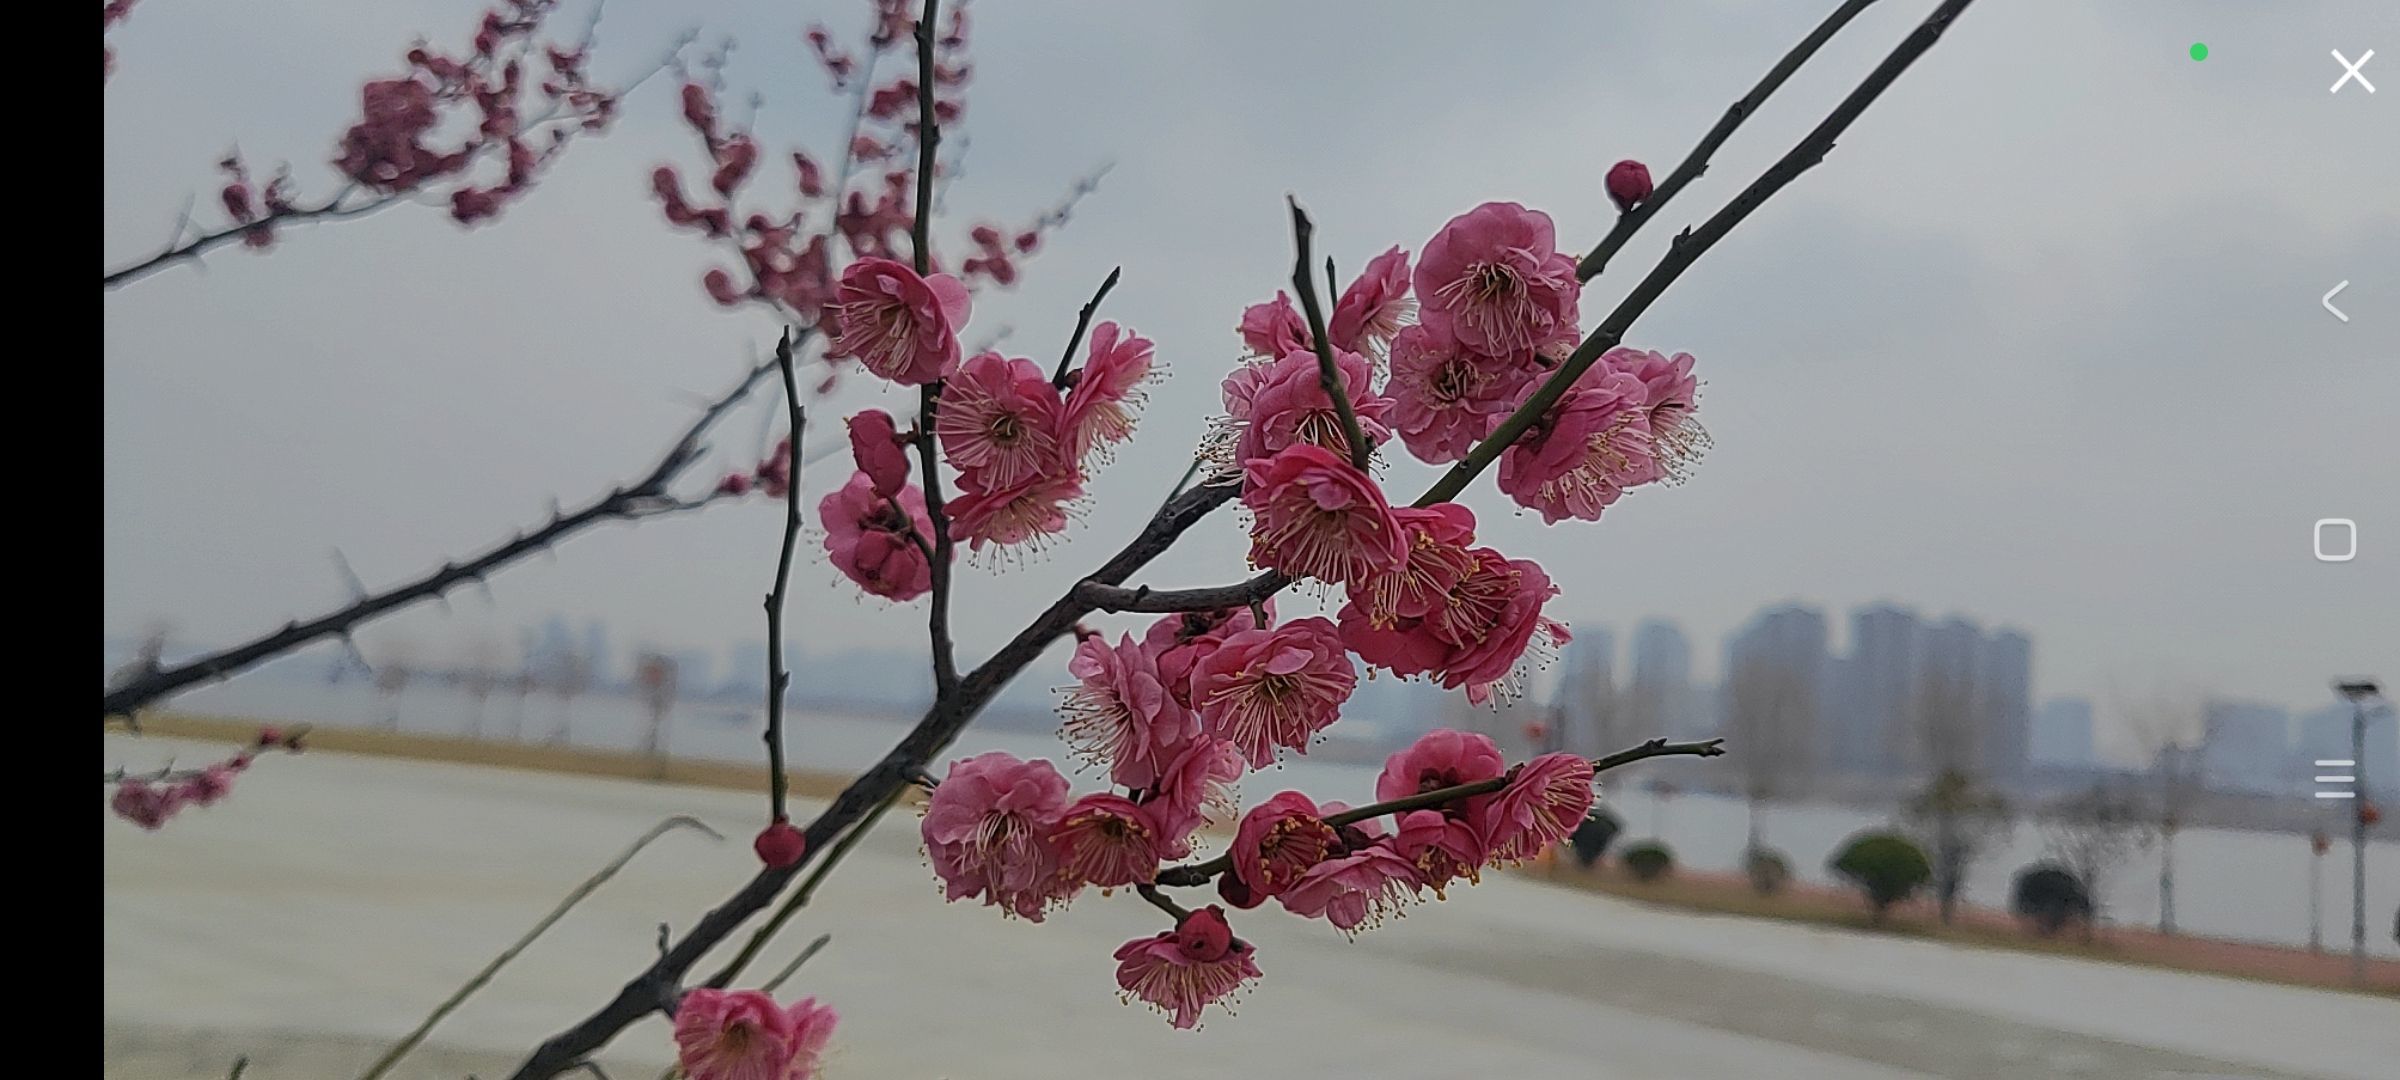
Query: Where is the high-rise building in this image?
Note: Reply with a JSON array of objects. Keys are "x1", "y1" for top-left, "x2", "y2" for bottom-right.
[
  {"x1": 2202, "y1": 699, "x2": 2291, "y2": 795},
  {"x1": 2031, "y1": 696, "x2": 2095, "y2": 766},
  {"x1": 1553, "y1": 628, "x2": 1618, "y2": 756},
  {"x1": 1839, "y1": 604, "x2": 1921, "y2": 774},
  {"x1": 1916, "y1": 616, "x2": 1986, "y2": 774},
  {"x1": 1978, "y1": 629, "x2": 2033, "y2": 780},
  {"x1": 1723, "y1": 604, "x2": 1829, "y2": 795},
  {"x1": 1627, "y1": 619, "x2": 1695, "y2": 741}
]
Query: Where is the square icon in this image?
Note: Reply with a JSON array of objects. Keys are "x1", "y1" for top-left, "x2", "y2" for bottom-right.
[{"x1": 2314, "y1": 519, "x2": 2358, "y2": 562}]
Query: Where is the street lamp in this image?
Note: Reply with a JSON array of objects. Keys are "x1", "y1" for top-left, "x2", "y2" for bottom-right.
[{"x1": 2334, "y1": 678, "x2": 2388, "y2": 983}]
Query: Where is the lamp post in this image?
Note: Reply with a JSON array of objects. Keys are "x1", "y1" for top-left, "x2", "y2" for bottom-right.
[{"x1": 2333, "y1": 679, "x2": 2386, "y2": 983}]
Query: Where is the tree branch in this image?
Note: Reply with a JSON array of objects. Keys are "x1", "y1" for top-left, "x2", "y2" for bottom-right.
[
  {"x1": 910, "y1": 0, "x2": 960, "y2": 696},
  {"x1": 103, "y1": 192, "x2": 406, "y2": 290},
  {"x1": 1419, "y1": 0, "x2": 1976, "y2": 507},
  {"x1": 502, "y1": 477, "x2": 1241, "y2": 1080},
  {"x1": 1286, "y1": 198, "x2": 1372, "y2": 469},
  {"x1": 1074, "y1": 571, "x2": 1286, "y2": 614},
  {"x1": 1576, "y1": 0, "x2": 1882, "y2": 282},
  {"x1": 762, "y1": 331, "x2": 805, "y2": 821},
  {"x1": 101, "y1": 340, "x2": 798, "y2": 719},
  {"x1": 1152, "y1": 737, "x2": 1724, "y2": 888},
  {"x1": 1051, "y1": 266, "x2": 1124, "y2": 387}
]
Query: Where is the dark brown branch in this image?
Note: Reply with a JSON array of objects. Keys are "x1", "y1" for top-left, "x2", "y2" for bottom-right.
[
  {"x1": 1074, "y1": 571, "x2": 1286, "y2": 614},
  {"x1": 702, "y1": 786, "x2": 906, "y2": 991},
  {"x1": 909, "y1": 0, "x2": 961, "y2": 696},
  {"x1": 1285, "y1": 198, "x2": 1372, "y2": 469},
  {"x1": 502, "y1": 478, "x2": 1241, "y2": 1080},
  {"x1": 1420, "y1": 0, "x2": 1976, "y2": 506},
  {"x1": 102, "y1": 341, "x2": 797, "y2": 719},
  {"x1": 103, "y1": 191, "x2": 405, "y2": 289},
  {"x1": 762, "y1": 331, "x2": 805, "y2": 821},
  {"x1": 1153, "y1": 737, "x2": 1726, "y2": 888},
  {"x1": 1051, "y1": 266, "x2": 1124, "y2": 387},
  {"x1": 1576, "y1": 0, "x2": 1881, "y2": 282}
]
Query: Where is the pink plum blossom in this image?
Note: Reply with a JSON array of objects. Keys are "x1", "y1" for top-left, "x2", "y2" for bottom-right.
[
  {"x1": 110, "y1": 779, "x2": 185, "y2": 830},
  {"x1": 1606, "y1": 159, "x2": 1654, "y2": 212},
  {"x1": 1279, "y1": 838, "x2": 1420, "y2": 933},
  {"x1": 829, "y1": 256, "x2": 971, "y2": 385},
  {"x1": 818, "y1": 472, "x2": 936, "y2": 601},
  {"x1": 1141, "y1": 601, "x2": 1273, "y2": 712},
  {"x1": 1602, "y1": 346, "x2": 1709, "y2": 483},
  {"x1": 1237, "y1": 291, "x2": 1311, "y2": 358},
  {"x1": 1496, "y1": 366, "x2": 1657, "y2": 524},
  {"x1": 1144, "y1": 737, "x2": 1246, "y2": 860},
  {"x1": 1476, "y1": 752, "x2": 1598, "y2": 864},
  {"x1": 1062, "y1": 321, "x2": 1157, "y2": 466},
  {"x1": 1328, "y1": 246, "x2": 1416, "y2": 355},
  {"x1": 921, "y1": 752, "x2": 1078, "y2": 920},
  {"x1": 1351, "y1": 503, "x2": 1480, "y2": 628},
  {"x1": 1057, "y1": 631, "x2": 1196, "y2": 789},
  {"x1": 1049, "y1": 792, "x2": 1166, "y2": 888},
  {"x1": 1231, "y1": 791, "x2": 1340, "y2": 898},
  {"x1": 1414, "y1": 201, "x2": 1582, "y2": 356},
  {"x1": 1385, "y1": 324, "x2": 1535, "y2": 463},
  {"x1": 671, "y1": 988, "x2": 836, "y2": 1080},
  {"x1": 1191, "y1": 618, "x2": 1357, "y2": 769},
  {"x1": 946, "y1": 470, "x2": 1083, "y2": 554},
  {"x1": 935, "y1": 351, "x2": 1068, "y2": 490},
  {"x1": 1227, "y1": 347, "x2": 1393, "y2": 467},
  {"x1": 1240, "y1": 444, "x2": 1405, "y2": 588},
  {"x1": 1114, "y1": 906, "x2": 1261, "y2": 1029}
]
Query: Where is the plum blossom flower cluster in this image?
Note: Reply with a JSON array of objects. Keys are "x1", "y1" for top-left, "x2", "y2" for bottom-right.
[
  {"x1": 671, "y1": 987, "x2": 838, "y2": 1080},
  {"x1": 654, "y1": 3, "x2": 1077, "y2": 334},
  {"x1": 201, "y1": 0, "x2": 620, "y2": 254},
  {"x1": 878, "y1": 198, "x2": 1712, "y2": 1029},
  {"x1": 105, "y1": 727, "x2": 304, "y2": 831}
]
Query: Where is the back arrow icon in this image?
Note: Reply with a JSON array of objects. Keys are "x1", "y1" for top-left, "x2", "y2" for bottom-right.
[{"x1": 2323, "y1": 281, "x2": 2349, "y2": 323}]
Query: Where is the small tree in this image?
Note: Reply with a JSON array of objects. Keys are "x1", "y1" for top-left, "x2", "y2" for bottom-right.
[
  {"x1": 1568, "y1": 807, "x2": 1623, "y2": 870},
  {"x1": 636, "y1": 652, "x2": 679, "y2": 765},
  {"x1": 2037, "y1": 783, "x2": 2155, "y2": 938},
  {"x1": 1830, "y1": 831, "x2": 1932, "y2": 924},
  {"x1": 1904, "y1": 767, "x2": 2012, "y2": 924},
  {"x1": 1621, "y1": 840, "x2": 1675, "y2": 883},
  {"x1": 2010, "y1": 862, "x2": 2092, "y2": 936},
  {"x1": 1744, "y1": 845, "x2": 1793, "y2": 896}
]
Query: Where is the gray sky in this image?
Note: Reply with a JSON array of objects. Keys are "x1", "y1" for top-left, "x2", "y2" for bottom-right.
[{"x1": 104, "y1": 1, "x2": 2397, "y2": 759}]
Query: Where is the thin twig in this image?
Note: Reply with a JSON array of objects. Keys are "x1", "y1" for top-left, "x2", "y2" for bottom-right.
[
  {"x1": 1051, "y1": 266, "x2": 1124, "y2": 387},
  {"x1": 353, "y1": 816, "x2": 722, "y2": 1080},
  {"x1": 1577, "y1": 0, "x2": 1881, "y2": 282},
  {"x1": 703, "y1": 786, "x2": 906, "y2": 990},
  {"x1": 101, "y1": 341, "x2": 798, "y2": 719},
  {"x1": 1075, "y1": 572, "x2": 1285, "y2": 614},
  {"x1": 760, "y1": 933, "x2": 834, "y2": 993},
  {"x1": 762, "y1": 330, "x2": 805, "y2": 821},
  {"x1": 104, "y1": 193, "x2": 405, "y2": 289},
  {"x1": 1285, "y1": 198, "x2": 1372, "y2": 469}
]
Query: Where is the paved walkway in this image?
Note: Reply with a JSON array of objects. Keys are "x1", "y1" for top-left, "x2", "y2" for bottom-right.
[{"x1": 104, "y1": 736, "x2": 2400, "y2": 1079}]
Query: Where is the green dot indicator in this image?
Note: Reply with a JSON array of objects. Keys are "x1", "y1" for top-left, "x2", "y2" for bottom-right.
[{"x1": 2190, "y1": 42, "x2": 2209, "y2": 62}]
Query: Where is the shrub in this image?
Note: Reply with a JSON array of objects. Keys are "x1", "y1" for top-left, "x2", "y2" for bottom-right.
[
  {"x1": 1569, "y1": 807, "x2": 1624, "y2": 870},
  {"x1": 1620, "y1": 840, "x2": 1675, "y2": 882},
  {"x1": 1743, "y1": 845, "x2": 1792, "y2": 895},
  {"x1": 2011, "y1": 862, "x2": 2093, "y2": 936},
  {"x1": 1829, "y1": 830, "x2": 1931, "y2": 923}
]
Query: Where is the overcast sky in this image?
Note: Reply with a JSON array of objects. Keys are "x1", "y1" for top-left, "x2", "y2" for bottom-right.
[{"x1": 104, "y1": 1, "x2": 2397, "y2": 759}]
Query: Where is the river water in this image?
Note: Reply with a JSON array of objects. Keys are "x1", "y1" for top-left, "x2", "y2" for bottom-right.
[{"x1": 117, "y1": 664, "x2": 2400, "y2": 958}]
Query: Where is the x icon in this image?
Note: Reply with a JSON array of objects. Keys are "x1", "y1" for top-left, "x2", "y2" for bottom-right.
[{"x1": 2330, "y1": 49, "x2": 2375, "y2": 94}]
